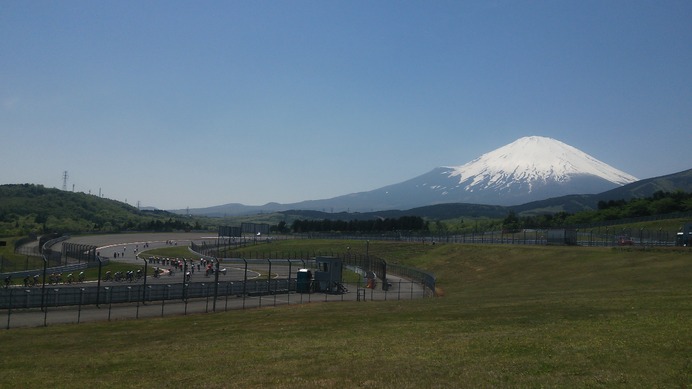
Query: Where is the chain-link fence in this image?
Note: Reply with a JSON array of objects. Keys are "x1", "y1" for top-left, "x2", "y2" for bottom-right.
[
  {"x1": 289, "y1": 228, "x2": 683, "y2": 247},
  {"x1": 190, "y1": 243, "x2": 437, "y2": 295},
  {"x1": 0, "y1": 274, "x2": 429, "y2": 329}
]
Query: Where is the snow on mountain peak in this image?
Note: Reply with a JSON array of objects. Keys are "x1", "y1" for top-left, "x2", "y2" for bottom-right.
[{"x1": 444, "y1": 136, "x2": 638, "y2": 191}]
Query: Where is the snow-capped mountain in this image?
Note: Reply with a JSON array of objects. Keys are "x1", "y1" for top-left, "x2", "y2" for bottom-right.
[
  {"x1": 435, "y1": 136, "x2": 639, "y2": 205},
  {"x1": 446, "y1": 136, "x2": 636, "y2": 187},
  {"x1": 180, "y1": 136, "x2": 639, "y2": 215},
  {"x1": 292, "y1": 136, "x2": 638, "y2": 210}
]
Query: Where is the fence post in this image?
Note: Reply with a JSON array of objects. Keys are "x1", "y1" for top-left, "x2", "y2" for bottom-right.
[
  {"x1": 6, "y1": 288, "x2": 12, "y2": 330},
  {"x1": 40, "y1": 255, "x2": 47, "y2": 312},
  {"x1": 182, "y1": 259, "x2": 188, "y2": 302},
  {"x1": 242, "y1": 258, "x2": 248, "y2": 309},
  {"x1": 106, "y1": 287, "x2": 112, "y2": 321},
  {"x1": 225, "y1": 282, "x2": 231, "y2": 311},
  {"x1": 287, "y1": 259, "x2": 292, "y2": 305},
  {"x1": 141, "y1": 257, "x2": 148, "y2": 305},
  {"x1": 77, "y1": 288, "x2": 84, "y2": 324},
  {"x1": 160, "y1": 285, "x2": 165, "y2": 317},
  {"x1": 96, "y1": 255, "x2": 103, "y2": 308},
  {"x1": 202, "y1": 283, "x2": 209, "y2": 312},
  {"x1": 136, "y1": 285, "x2": 141, "y2": 319},
  {"x1": 213, "y1": 258, "x2": 220, "y2": 312}
]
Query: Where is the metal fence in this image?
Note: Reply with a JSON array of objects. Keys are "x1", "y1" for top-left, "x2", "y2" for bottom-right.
[
  {"x1": 0, "y1": 276, "x2": 429, "y2": 329},
  {"x1": 189, "y1": 243, "x2": 437, "y2": 296},
  {"x1": 297, "y1": 229, "x2": 683, "y2": 247}
]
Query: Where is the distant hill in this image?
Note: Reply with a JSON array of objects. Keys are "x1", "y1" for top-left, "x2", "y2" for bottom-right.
[
  {"x1": 1, "y1": 169, "x2": 690, "y2": 237},
  {"x1": 593, "y1": 168, "x2": 692, "y2": 201},
  {"x1": 278, "y1": 169, "x2": 692, "y2": 221},
  {"x1": 512, "y1": 168, "x2": 692, "y2": 216},
  {"x1": 278, "y1": 203, "x2": 509, "y2": 222},
  {"x1": 0, "y1": 184, "x2": 199, "y2": 236}
]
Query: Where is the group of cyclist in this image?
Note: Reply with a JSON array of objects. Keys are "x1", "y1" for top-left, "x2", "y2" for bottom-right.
[
  {"x1": 2, "y1": 272, "x2": 87, "y2": 288},
  {"x1": 3, "y1": 256, "x2": 225, "y2": 289},
  {"x1": 46, "y1": 272, "x2": 86, "y2": 285},
  {"x1": 103, "y1": 270, "x2": 143, "y2": 282}
]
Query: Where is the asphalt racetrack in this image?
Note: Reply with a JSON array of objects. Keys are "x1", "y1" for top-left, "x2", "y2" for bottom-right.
[
  {"x1": 2, "y1": 233, "x2": 429, "y2": 328},
  {"x1": 65, "y1": 232, "x2": 293, "y2": 285}
]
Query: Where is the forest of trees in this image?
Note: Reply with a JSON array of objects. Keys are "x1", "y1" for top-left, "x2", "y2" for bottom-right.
[
  {"x1": 502, "y1": 191, "x2": 692, "y2": 231},
  {"x1": 0, "y1": 184, "x2": 200, "y2": 236}
]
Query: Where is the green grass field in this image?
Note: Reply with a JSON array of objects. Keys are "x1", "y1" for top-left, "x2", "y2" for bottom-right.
[{"x1": 1, "y1": 240, "x2": 690, "y2": 388}]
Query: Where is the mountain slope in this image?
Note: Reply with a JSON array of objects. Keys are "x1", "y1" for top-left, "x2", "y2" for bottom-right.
[
  {"x1": 279, "y1": 169, "x2": 692, "y2": 221},
  {"x1": 0, "y1": 184, "x2": 196, "y2": 235},
  {"x1": 277, "y1": 136, "x2": 638, "y2": 211},
  {"x1": 595, "y1": 168, "x2": 692, "y2": 201},
  {"x1": 512, "y1": 168, "x2": 692, "y2": 215},
  {"x1": 447, "y1": 136, "x2": 637, "y2": 187},
  {"x1": 432, "y1": 136, "x2": 637, "y2": 206},
  {"x1": 180, "y1": 136, "x2": 641, "y2": 215}
]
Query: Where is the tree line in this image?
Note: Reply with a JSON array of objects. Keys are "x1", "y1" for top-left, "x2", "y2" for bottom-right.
[
  {"x1": 288, "y1": 216, "x2": 428, "y2": 233},
  {"x1": 0, "y1": 184, "x2": 200, "y2": 236}
]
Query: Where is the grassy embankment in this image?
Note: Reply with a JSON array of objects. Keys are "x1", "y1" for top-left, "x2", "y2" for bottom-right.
[{"x1": 0, "y1": 240, "x2": 690, "y2": 388}]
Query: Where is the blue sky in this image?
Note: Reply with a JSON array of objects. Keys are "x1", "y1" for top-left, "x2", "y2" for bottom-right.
[{"x1": 2, "y1": 0, "x2": 691, "y2": 210}]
